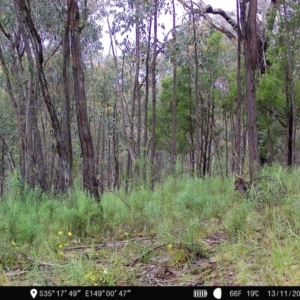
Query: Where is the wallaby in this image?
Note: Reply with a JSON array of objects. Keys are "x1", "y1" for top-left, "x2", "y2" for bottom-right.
[
  {"x1": 234, "y1": 177, "x2": 252, "y2": 197},
  {"x1": 234, "y1": 175, "x2": 287, "y2": 199}
]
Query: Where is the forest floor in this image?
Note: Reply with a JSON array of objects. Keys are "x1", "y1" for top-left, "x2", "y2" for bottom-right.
[
  {"x1": 1, "y1": 225, "x2": 238, "y2": 286},
  {"x1": 1, "y1": 165, "x2": 300, "y2": 286}
]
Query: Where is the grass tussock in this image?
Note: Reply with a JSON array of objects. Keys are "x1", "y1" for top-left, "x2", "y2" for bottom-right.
[{"x1": 0, "y1": 165, "x2": 300, "y2": 285}]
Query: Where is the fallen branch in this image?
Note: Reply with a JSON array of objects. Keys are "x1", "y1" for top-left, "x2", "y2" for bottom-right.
[
  {"x1": 38, "y1": 262, "x2": 64, "y2": 268},
  {"x1": 64, "y1": 236, "x2": 154, "y2": 252},
  {"x1": 125, "y1": 244, "x2": 166, "y2": 267}
]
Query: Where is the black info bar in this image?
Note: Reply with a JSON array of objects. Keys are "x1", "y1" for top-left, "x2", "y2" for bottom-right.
[{"x1": 1, "y1": 286, "x2": 300, "y2": 299}]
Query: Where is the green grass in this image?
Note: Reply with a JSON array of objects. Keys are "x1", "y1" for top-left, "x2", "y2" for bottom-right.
[{"x1": 0, "y1": 165, "x2": 300, "y2": 285}]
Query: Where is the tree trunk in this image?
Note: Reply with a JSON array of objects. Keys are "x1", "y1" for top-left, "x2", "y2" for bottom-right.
[
  {"x1": 143, "y1": 15, "x2": 152, "y2": 181},
  {"x1": 22, "y1": 22, "x2": 47, "y2": 191},
  {"x1": 235, "y1": 0, "x2": 243, "y2": 175},
  {"x1": 0, "y1": 45, "x2": 26, "y2": 183},
  {"x1": 241, "y1": 0, "x2": 260, "y2": 180},
  {"x1": 107, "y1": 18, "x2": 135, "y2": 190},
  {"x1": 285, "y1": 69, "x2": 293, "y2": 167},
  {"x1": 150, "y1": 0, "x2": 158, "y2": 190},
  {"x1": 70, "y1": 0, "x2": 99, "y2": 200},
  {"x1": 99, "y1": 110, "x2": 105, "y2": 194},
  {"x1": 170, "y1": 0, "x2": 177, "y2": 170},
  {"x1": 113, "y1": 103, "x2": 120, "y2": 190},
  {"x1": 187, "y1": 65, "x2": 194, "y2": 176},
  {"x1": 283, "y1": 3, "x2": 296, "y2": 166},
  {"x1": 0, "y1": 138, "x2": 5, "y2": 197},
  {"x1": 135, "y1": 0, "x2": 141, "y2": 165},
  {"x1": 224, "y1": 114, "x2": 229, "y2": 176},
  {"x1": 190, "y1": 0, "x2": 201, "y2": 177},
  {"x1": 16, "y1": 0, "x2": 73, "y2": 192},
  {"x1": 62, "y1": 0, "x2": 73, "y2": 187}
]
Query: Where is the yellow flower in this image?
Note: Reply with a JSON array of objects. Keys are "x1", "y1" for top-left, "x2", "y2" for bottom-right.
[
  {"x1": 58, "y1": 231, "x2": 63, "y2": 235},
  {"x1": 11, "y1": 241, "x2": 16, "y2": 246},
  {"x1": 64, "y1": 243, "x2": 68, "y2": 247},
  {"x1": 67, "y1": 231, "x2": 72, "y2": 237},
  {"x1": 57, "y1": 243, "x2": 63, "y2": 249},
  {"x1": 57, "y1": 251, "x2": 63, "y2": 257}
]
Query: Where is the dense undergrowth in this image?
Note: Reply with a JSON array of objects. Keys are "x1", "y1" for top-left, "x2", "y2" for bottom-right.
[{"x1": 1, "y1": 165, "x2": 300, "y2": 285}]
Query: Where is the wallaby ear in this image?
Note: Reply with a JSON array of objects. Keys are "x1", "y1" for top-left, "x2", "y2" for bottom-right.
[{"x1": 234, "y1": 176, "x2": 244, "y2": 184}]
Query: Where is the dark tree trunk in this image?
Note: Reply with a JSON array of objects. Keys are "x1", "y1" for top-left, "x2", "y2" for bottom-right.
[
  {"x1": 143, "y1": 15, "x2": 152, "y2": 181},
  {"x1": 99, "y1": 110, "x2": 105, "y2": 194},
  {"x1": 190, "y1": 0, "x2": 201, "y2": 177},
  {"x1": 235, "y1": 0, "x2": 243, "y2": 175},
  {"x1": 108, "y1": 113, "x2": 112, "y2": 190},
  {"x1": 241, "y1": 0, "x2": 260, "y2": 180},
  {"x1": 207, "y1": 96, "x2": 215, "y2": 176},
  {"x1": 34, "y1": 117, "x2": 47, "y2": 190},
  {"x1": 0, "y1": 35, "x2": 43, "y2": 191},
  {"x1": 187, "y1": 65, "x2": 194, "y2": 176},
  {"x1": 62, "y1": 0, "x2": 73, "y2": 187},
  {"x1": 230, "y1": 114, "x2": 236, "y2": 174},
  {"x1": 113, "y1": 103, "x2": 120, "y2": 190},
  {"x1": 0, "y1": 138, "x2": 5, "y2": 197},
  {"x1": 16, "y1": 0, "x2": 73, "y2": 192},
  {"x1": 22, "y1": 26, "x2": 47, "y2": 190},
  {"x1": 0, "y1": 16, "x2": 30, "y2": 187},
  {"x1": 283, "y1": 3, "x2": 296, "y2": 166},
  {"x1": 223, "y1": 113, "x2": 229, "y2": 177},
  {"x1": 69, "y1": 0, "x2": 99, "y2": 200},
  {"x1": 150, "y1": 0, "x2": 158, "y2": 190},
  {"x1": 171, "y1": 0, "x2": 177, "y2": 170},
  {"x1": 286, "y1": 70, "x2": 293, "y2": 167},
  {"x1": 0, "y1": 45, "x2": 26, "y2": 183},
  {"x1": 135, "y1": 0, "x2": 141, "y2": 165}
]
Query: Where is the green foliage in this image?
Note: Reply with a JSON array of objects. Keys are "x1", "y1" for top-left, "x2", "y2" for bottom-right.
[
  {"x1": 256, "y1": 1, "x2": 300, "y2": 162},
  {"x1": 0, "y1": 184, "x2": 103, "y2": 249},
  {"x1": 157, "y1": 67, "x2": 193, "y2": 153},
  {"x1": 224, "y1": 202, "x2": 250, "y2": 238},
  {"x1": 61, "y1": 188, "x2": 104, "y2": 237},
  {"x1": 157, "y1": 31, "x2": 232, "y2": 159},
  {"x1": 81, "y1": 267, "x2": 116, "y2": 286},
  {"x1": 2, "y1": 166, "x2": 300, "y2": 285}
]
